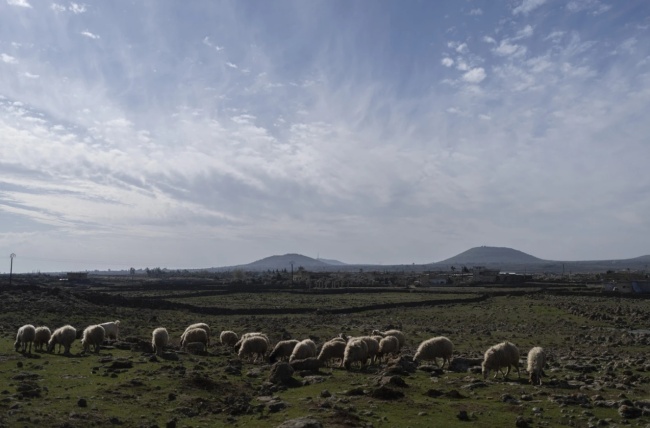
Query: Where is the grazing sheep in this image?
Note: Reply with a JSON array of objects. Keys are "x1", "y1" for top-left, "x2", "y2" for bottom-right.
[
  {"x1": 339, "y1": 335, "x2": 379, "y2": 364},
  {"x1": 99, "y1": 320, "x2": 120, "y2": 341},
  {"x1": 359, "y1": 336, "x2": 380, "y2": 364},
  {"x1": 371, "y1": 329, "x2": 406, "y2": 349},
  {"x1": 482, "y1": 341, "x2": 521, "y2": 379},
  {"x1": 343, "y1": 338, "x2": 369, "y2": 370},
  {"x1": 220, "y1": 330, "x2": 239, "y2": 347},
  {"x1": 234, "y1": 332, "x2": 269, "y2": 351},
  {"x1": 14, "y1": 324, "x2": 36, "y2": 354},
  {"x1": 413, "y1": 336, "x2": 454, "y2": 368},
  {"x1": 183, "y1": 323, "x2": 211, "y2": 345},
  {"x1": 527, "y1": 347, "x2": 546, "y2": 385},
  {"x1": 33, "y1": 326, "x2": 51, "y2": 352},
  {"x1": 317, "y1": 339, "x2": 347, "y2": 367},
  {"x1": 47, "y1": 325, "x2": 77, "y2": 355},
  {"x1": 289, "y1": 339, "x2": 317, "y2": 362},
  {"x1": 290, "y1": 357, "x2": 324, "y2": 372},
  {"x1": 180, "y1": 328, "x2": 208, "y2": 350},
  {"x1": 269, "y1": 339, "x2": 299, "y2": 363},
  {"x1": 238, "y1": 335, "x2": 269, "y2": 363},
  {"x1": 81, "y1": 325, "x2": 105, "y2": 354},
  {"x1": 377, "y1": 335, "x2": 401, "y2": 362},
  {"x1": 151, "y1": 327, "x2": 169, "y2": 356}
]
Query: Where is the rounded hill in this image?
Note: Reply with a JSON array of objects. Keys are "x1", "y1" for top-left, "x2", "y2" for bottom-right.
[{"x1": 436, "y1": 246, "x2": 544, "y2": 265}]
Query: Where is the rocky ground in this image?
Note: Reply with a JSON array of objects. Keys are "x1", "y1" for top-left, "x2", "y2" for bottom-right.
[{"x1": 0, "y1": 279, "x2": 649, "y2": 427}]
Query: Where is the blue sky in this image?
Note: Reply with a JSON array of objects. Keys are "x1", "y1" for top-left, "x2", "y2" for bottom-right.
[{"x1": 1, "y1": 0, "x2": 649, "y2": 273}]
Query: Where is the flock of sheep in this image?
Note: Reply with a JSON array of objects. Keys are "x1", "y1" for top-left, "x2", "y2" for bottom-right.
[{"x1": 14, "y1": 322, "x2": 546, "y2": 385}]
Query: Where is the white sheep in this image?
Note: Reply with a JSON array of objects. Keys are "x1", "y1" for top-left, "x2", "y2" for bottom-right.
[
  {"x1": 99, "y1": 320, "x2": 120, "y2": 341},
  {"x1": 14, "y1": 324, "x2": 36, "y2": 353},
  {"x1": 343, "y1": 338, "x2": 369, "y2": 370},
  {"x1": 371, "y1": 329, "x2": 406, "y2": 349},
  {"x1": 269, "y1": 339, "x2": 299, "y2": 363},
  {"x1": 377, "y1": 335, "x2": 401, "y2": 362},
  {"x1": 359, "y1": 336, "x2": 380, "y2": 364},
  {"x1": 238, "y1": 335, "x2": 269, "y2": 363},
  {"x1": 234, "y1": 332, "x2": 269, "y2": 351},
  {"x1": 220, "y1": 330, "x2": 239, "y2": 347},
  {"x1": 527, "y1": 347, "x2": 546, "y2": 385},
  {"x1": 33, "y1": 326, "x2": 51, "y2": 352},
  {"x1": 81, "y1": 325, "x2": 105, "y2": 354},
  {"x1": 151, "y1": 327, "x2": 169, "y2": 356},
  {"x1": 47, "y1": 325, "x2": 77, "y2": 355},
  {"x1": 317, "y1": 339, "x2": 347, "y2": 367},
  {"x1": 183, "y1": 323, "x2": 211, "y2": 345},
  {"x1": 180, "y1": 327, "x2": 208, "y2": 350},
  {"x1": 413, "y1": 336, "x2": 454, "y2": 368},
  {"x1": 482, "y1": 341, "x2": 521, "y2": 379},
  {"x1": 289, "y1": 339, "x2": 317, "y2": 362}
]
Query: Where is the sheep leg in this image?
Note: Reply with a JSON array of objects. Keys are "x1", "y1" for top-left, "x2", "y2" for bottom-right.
[{"x1": 504, "y1": 365, "x2": 511, "y2": 378}]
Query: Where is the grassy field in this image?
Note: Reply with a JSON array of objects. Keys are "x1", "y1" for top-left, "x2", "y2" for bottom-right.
[{"x1": 1, "y1": 280, "x2": 649, "y2": 427}]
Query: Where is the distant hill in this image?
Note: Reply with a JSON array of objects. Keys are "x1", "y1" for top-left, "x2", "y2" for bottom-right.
[
  {"x1": 318, "y1": 258, "x2": 347, "y2": 266},
  {"x1": 435, "y1": 246, "x2": 543, "y2": 265},
  {"x1": 239, "y1": 253, "x2": 331, "y2": 271}
]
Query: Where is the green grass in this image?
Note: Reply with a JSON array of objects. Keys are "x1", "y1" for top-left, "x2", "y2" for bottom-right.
[{"x1": 1, "y1": 286, "x2": 649, "y2": 427}]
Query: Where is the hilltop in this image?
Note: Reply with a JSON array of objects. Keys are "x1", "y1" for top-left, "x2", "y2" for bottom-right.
[{"x1": 435, "y1": 246, "x2": 543, "y2": 265}]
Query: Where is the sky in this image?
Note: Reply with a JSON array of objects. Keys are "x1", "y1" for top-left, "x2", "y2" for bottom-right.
[{"x1": 1, "y1": 0, "x2": 649, "y2": 273}]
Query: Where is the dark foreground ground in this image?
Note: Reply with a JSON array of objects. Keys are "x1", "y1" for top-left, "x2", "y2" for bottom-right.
[{"x1": 0, "y1": 277, "x2": 649, "y2": 427}]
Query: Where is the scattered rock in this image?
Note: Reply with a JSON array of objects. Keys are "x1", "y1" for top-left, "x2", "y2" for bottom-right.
[
  {"x1": 369, "y1": 386, "x2": 404, "y2": 400},
  {"x1": 457, "y1": 410, "x2": 470, "y2": 421},
  {"x1": 618, "y1": 404, "x2": 642, "y2": 419},
  {"x1": 268, "y1": 401, "x2": 288, "y2": 413},
  {"x1": 515, "y1": 415, "x2": 531, "y2": 427},
  {"x1": 449, "y1": 357, "x2": 483, "y2": 373},
  {"x1": 269, "y1": 362, "x2": 298, "y2": 387},
  {"x1": 77, "y1": 398, "x2": 87, "y2": 408},
  {"x1": 275, "y1": 417, "x2": 323, "y2": 428}
]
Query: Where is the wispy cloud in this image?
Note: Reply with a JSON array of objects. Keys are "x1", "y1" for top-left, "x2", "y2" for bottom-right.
[
  {"x1": 6, "y1": 0, "x2": 31, "y2": 8},
  {"x1": 80, "y1": 30, "x2": 100, "y2": 39},
  {"x1": 0, "y1": 1, "x2": 648, "y2": 271},
  {"x1": 69, "y1": 2, "x2": 86, "y2": 14},
  {"x1": 462, "y1": 67, "x2": 486, "y2": 83},
  {"x1": 1, "y1": 53, "x2": 18, "y2": 64},
  {"x1": 513, "y1": 0, "x2": 547, "y2": 15}
]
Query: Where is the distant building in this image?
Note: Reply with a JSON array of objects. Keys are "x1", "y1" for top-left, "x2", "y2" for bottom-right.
[
  {"x1": 472, "y1": 266, "x2": 499, "y2": 283},
  {"x1": 497, "y1": 273, "x2": 528, "y2": 284},
  {"x1": 603, "y1": 281, "x2": 650, "y2": 294},
  {"x1": 66, "y1": 272, "x2": 89, "y2": 282}
]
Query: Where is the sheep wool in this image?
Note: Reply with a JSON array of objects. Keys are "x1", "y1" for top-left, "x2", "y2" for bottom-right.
[
  {"x1": 15, "y1": 324, "x2": 36, "y2": 353},
  {"x1": 238, "y1": 335, "x2": 269, "y2": 363},
  {"x1": 371, "y1": 329, "x2": 406, "y2": 349},
  {"x1": 482, "y1": 341, "x2": 521, "y2": 380},
  {"x1": 183, "y1": 323, "x2": 211, "y2": 345},
  {"x1": 99, "y1": 320, "x2": 120, "y2": 341},
  {"x1": 317, "y1": 339, "x2": 347, "y2": 367},
  {"x1": 33, "y1": 326, "x2": 51, "y2": 352},
  {"x1": 152, "y1": 327, "x2": 169, "y2": 356},
  {"x1": 81, "y1": 325, "x2": 105, "y2": 354},
  {"x1": 181, "y1": 328, "x2": 208, "y2": 349},
  {"x1": 343, "y1": 338, "x2": 369, "y2": 370},
  {"x1": 413, "y1": 336, "x2": 454, "y2": 368},
  {"x1": 47, "y1": 325, "x2": 77, "y2": 355},
  {"x1": 377, "y1": 335, "x2": 401, "y2": 362},
  {"x1": 219, "y1": 330, "x2": 239, "y2": 347},
  {"x1": 289, "y1": 339, "x2": 317, "y2": 362},
  {"x1": 269, "y1": 339, "x2": 299, "y2": 363},
  {"x1": 527, "y1": 346, "x2": 546, "y2": 385}
]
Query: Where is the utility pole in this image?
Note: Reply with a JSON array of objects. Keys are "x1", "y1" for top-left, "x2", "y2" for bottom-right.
[
  {"x1": 9, "y1": 253, "x2": 16, "y2": 286},
  {"x1": 290, "y1": 261, "x2": 294, "y2": 286}
]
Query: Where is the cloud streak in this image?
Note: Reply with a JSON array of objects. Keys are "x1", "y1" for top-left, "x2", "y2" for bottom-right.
[{"x1": 0, "y1": 1, "x2": 648, "y2": 272}]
